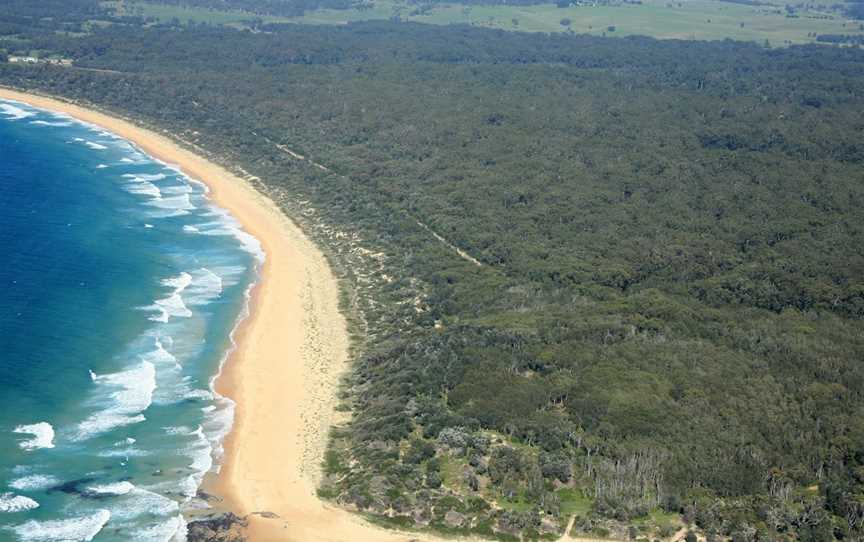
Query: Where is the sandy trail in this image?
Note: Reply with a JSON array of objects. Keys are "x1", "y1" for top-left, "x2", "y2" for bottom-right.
[{"x1": 0, "y1": 88, "x2": 452, "y2": 542}]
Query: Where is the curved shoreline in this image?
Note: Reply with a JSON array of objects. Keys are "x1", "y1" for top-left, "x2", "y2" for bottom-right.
[{"x1": 0, "y1": 88, "x2": 457, "y2": 541}]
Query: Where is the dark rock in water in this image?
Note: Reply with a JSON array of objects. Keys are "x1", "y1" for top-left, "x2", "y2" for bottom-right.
[
  {"x1": 187, "y1": 513, "x2": 247, "y2": 542},
  {"x1": 51, "y1": 477, "x2": 142, "y2": 500},
  {"x1": 78, "y1": 489, "x2": 116, "y2": 500},
  {"x1": 153, "y1": 469, "x2": 163, "y2": 476},
  {"x1": 50, "y1": 477, "x2": 97, "y2": 496},
  {"x1": 196, "y1": 489, "x2": 223, "y2": 503}
]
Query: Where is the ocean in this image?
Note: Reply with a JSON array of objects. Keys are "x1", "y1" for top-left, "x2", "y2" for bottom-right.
[{"x1": 0, "y1": 100, "x2": 262, "y2": 541}]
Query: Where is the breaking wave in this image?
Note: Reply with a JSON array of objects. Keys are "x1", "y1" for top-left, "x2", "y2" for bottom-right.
[
  {"x1": 9, "y1": 510, "x2": 111, "y2": 542},
  {"x1": 74, "y1": 362, "x2": 156, "y2": 441},
  {"x1": 0, "y1": 102, "x2": 35, "y2": 120},
  {"x1": 13, "y1": 422, "x2": 55, "y2": 450},
  {"x1": 0, "y1": 492, "x2": 39, "y2": 513}
]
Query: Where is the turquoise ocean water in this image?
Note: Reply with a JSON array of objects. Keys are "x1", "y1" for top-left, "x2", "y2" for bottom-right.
[{"x1": 0, "y1": 100, "x2": 262, "y2": 541}]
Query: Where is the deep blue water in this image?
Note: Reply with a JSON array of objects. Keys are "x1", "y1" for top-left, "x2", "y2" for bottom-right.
[{"x1": 0, "y1": 100, "x2": 262, "y2": 541}]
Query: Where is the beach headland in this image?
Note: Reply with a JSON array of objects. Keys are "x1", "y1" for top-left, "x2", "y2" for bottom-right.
[{"x1": 0, "y1": 88, "x2": 458, "y2": 542}]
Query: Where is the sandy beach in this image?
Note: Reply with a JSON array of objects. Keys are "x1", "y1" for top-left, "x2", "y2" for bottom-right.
[{"x1": 0, "y1": 88, "x2": 457, "y2": 542}]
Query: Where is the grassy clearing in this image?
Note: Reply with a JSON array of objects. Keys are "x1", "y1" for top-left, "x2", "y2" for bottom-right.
[
  {"x1": 497, "y1": 492, "x2": 538, "y2": 513},
  {"x1": 109, "y1": 1, "x2": 291, "y2": 26},
  {"x1": 439, "y1": 453, "x2": 468, "y2": 491},
  {"x1": 556, "y1": 487, "x2": 593, "y2": 517}
]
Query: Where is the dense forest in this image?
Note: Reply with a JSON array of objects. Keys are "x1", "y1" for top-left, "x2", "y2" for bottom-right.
[
  {"x1": 3, "y1": 5, "x2": 864, "y2": 541},
  {"x1": 846, "y1": 0, "x2": 864, "y2": 19},
  {"x1": 0, "y1": 0, "x2": 117, "y2": 36},
  {"x1": 816, "y1": 34, "x2": 864, "y2": 44},
  {"x1": 127, "y1": 0, "x2": 617, "y2": 15}
]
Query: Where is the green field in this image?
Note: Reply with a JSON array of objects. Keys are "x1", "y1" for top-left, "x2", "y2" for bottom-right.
[
  {"x1": 124, "y1": 0, "x2": 864, "y2": 46},
  {"x1": 108, "y1": 1, "x2": 292, "y2": 26},
  {"x1": 555, "y1": 488, "x2": 593, "y2": 518},
  {"x1": 292, "y1": 0, "x2": 864, "y2": 45}
]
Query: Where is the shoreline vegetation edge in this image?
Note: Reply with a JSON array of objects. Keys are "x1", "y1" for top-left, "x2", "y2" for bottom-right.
[{"x1": 0, "y1": 88, "x2": 457, "y2": 542}]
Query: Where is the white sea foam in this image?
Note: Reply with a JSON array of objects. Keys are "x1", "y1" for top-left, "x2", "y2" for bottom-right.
[
  {"x1": 97, "y1": 447, "x2": 149, "y2": 458},
  {"x1": 142, "y1": 268, "x2": 224, "y2": 329},
  {"x1": 185, "y1": 389, "x2": 213, "y2": 400},
  {"x1": 10, "y1": 509, "x2": 110, "y2": 541},
  {"x1": 175, "y1": 425, "x2": 214, "y2": 500},
  {"x1": 136, "y1": 515, "x2": 187, "y2": 542},
  {"x1": 149, "y1": 423, "x2": 218, "y2": 502},
  {"x1": 150, "y1": 292, "x2": 190, "y2": 322},
  {"x1": 146, "y1": 158, "x2": 265, "y2": 259},
  {"x1": 108, "y1": 485, "x2": 179, "y2": 521},
  {"x1": 160, "y1": 184, "x2": 191, "y2": 196},
  {"x1": 124, "y1": 173, "x2": 167, "y2": 183},
  {"x1": 126, "y1": 183, "x2": 162, "y2": 199},
  {"x1": 198, "y1": 398, "x2": 235, "y2": 478},
  {"x1": 77, "y1": 413, "x2": 146, "y2": 441},
  {"x1": 125, "y1": 183, "x2": 161, "y2": 199},
  {"x1": 184, "y1": 268, "x2": 223, "y2": 306},
  {"x1": 143, "y1": 273, "x2": 193, "y2": 323},
  {"x1": 9, "y1": 474, "x2": 60, "y2": 491},
  {"x1": 48, "y1": 112, "x2": 75, "y2": 122},
  {"x1": 142, "y1": 339, "x2": 177, "y2": 366},
  {"x1": 199, "y1": 278, "x2": 250, "y2": 478},
  {"x1": 189, "y1": 208, "x2": 265, "y2": 262},
  {"x1": 144, "y1": 224, "x2": 154, "y2": 229},
  {"x1": 0, "y1": 102, "x2": 35, "y2": 120},
  {"x1": 75, "y1": 362, "x2": 156, "y2": 441},
  {"x1": 13, "y1": 422, "x2": 55, "y2": 450},
  {"x1": 146, "y1": 193, "x2": 195, "y2": 217},
  {"x1": 188, "y1": 426, "x2": 213, "y2": 475},
  {"x1": 0, "y1": 493, "x2": 39, "y2": 512},
  {"x1": 122, "y1": 173, "x2": 168, "y2": 199},
  {"x1": 164, "y1": 273, "x2": 193, "y2": 291},
  {"x1": 96, "y1": 164, "x2": 108, "y2": 169},
  {"x1": 91, "y1": 362, "x2": 156, "y2": 412},
  {"x1": 120, "y1": 157, "x2": 134, "y2": 163},
  {"x1": 72, "y1": 137, "x2": 109, "y2": 150},
  {"x1": 210, "y1": 264, "x2": 249, "y2": 289},
  {"x1": 182, "y1": 397, "x2": 234, "y2": 500},
  {"x1": 177, "y1": 474, "x2": 199, "y2": 501},
  {"x1": 154, "y1": 371, "x2": 207, "y2": 406},
  {"x1": 86, "y1": 481, "x2": 135, "y2": 496},
  {"x1": 30, "y1": 120, "x2": 73, "y2": 127}
]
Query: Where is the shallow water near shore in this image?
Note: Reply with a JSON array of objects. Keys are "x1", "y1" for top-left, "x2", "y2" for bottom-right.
[{"x1": 0, "y1": 100, "x2": 261, "y2": 541}]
